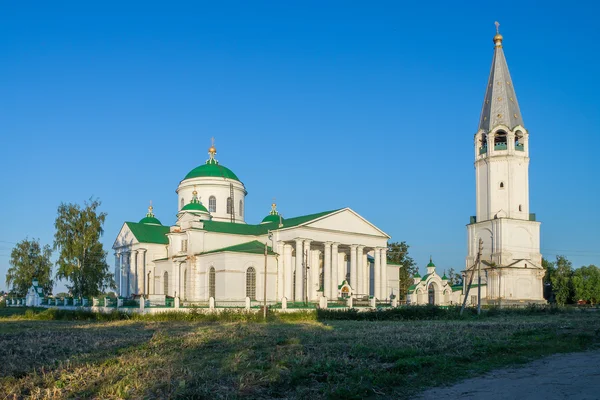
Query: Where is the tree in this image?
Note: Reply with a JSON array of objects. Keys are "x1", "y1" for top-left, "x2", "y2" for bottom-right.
[
  {"x1": 550, "y1": 255, "x2": 574, "y2": 305},
  {"x1": 542, "y1": 258, "x2": 556, "y2": 302},
  {"x1": 387, "y1": 241, "x2": 418, "y2": 301},
  {"x1": 572, "y1": 265, "x2": 600, "y2": 305},
  {"x1": 54, "y1": 198, "x2": 115, "y2": 298},
  {"x1": 446, "y1": 268, "x2": 462, "y2": 286},
  {"x1": 6, "y1": 238, "x2": 54, "y2": 296}
]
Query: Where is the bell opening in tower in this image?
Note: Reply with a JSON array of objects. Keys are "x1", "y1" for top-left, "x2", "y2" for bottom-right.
[{"x1": 494, "y1": 131, "x2": 507, "y2": 150}]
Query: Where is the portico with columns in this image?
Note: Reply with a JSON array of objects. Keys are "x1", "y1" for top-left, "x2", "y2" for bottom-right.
[{"x1": 113, "y1": 141, "x2": 399, "y2": 304}]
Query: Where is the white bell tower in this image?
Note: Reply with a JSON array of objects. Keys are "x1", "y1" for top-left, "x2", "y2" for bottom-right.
[{"x1": 466, "y1": 23, "x2": 545, "y2": 304}]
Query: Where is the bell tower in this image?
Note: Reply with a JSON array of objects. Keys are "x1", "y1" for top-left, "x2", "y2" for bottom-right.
[{"x1": 466, "y1": 23, "x2": 545, "y2": 304}]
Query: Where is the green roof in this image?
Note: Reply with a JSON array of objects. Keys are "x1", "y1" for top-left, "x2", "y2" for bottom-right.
[
  {"x1": 261, "y1": 214, "x2": 282, "y2": 224},
  {"x1": 451, "y1": 284, "x2": 463, "y2": 292},
  {"x1": 202, "y1": 240, "x2": 276, "y2": 255},
  {"x1": 181, "y1": 202, "x2": 209, "y2": 213},
  {"x1": 139, "y1": 216, "x2": 162, "y2": 225},
  {"x1": 414, "y1": 272, "x2": 421, "y2": 278},
  {"x1": 421, "y1": 273, "x2": 431, "y2": 281},
  {"x1": 184, "y1": 163, "x2": 240, "y2": 182},
  {"x1": 126, "y1": 222, "x2": 170, "y2": 245},
  {"x1": 408, "y1": 284, "x2": 417, "y2": 291},
  {"x1": 203, "y1": 209, "x2": 340, "y2": 236}
]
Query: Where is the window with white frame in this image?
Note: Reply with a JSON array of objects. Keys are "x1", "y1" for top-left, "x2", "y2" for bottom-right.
[
  {"x1": 239, "y1": 200, "x2": 243, "y2": 217},
  {"x1": 209, "y1": 196, "x2": 216, "y2": 212},
  {"x1": 227, "y1": 197, "x2": 232, "y2": 215},
  {"x1": 163, "y1": 272, "x2": 169, "y2": 295},
  {"x1": 246, "y1": 267, "x2": 256, "y2": 300},
  {"x1": 209, "y1": 267, "x2": 216, "y2": 298}
]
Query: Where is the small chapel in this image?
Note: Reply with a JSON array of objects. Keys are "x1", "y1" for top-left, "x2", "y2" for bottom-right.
[{"x1": 113, "y1": 141, "x2": 401, "y2": 304}]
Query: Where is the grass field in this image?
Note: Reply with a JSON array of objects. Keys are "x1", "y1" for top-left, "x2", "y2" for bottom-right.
[{"x1": 1, "y1": 309, "x2": 599, "y2": 399}]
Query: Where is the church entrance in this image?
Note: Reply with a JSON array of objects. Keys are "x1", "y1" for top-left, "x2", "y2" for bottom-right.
[{"x1": 428, "y1": 284, "x2": 436, "y2": 305}]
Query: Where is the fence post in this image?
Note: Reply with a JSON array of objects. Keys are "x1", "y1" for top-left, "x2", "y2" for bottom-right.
[
  {"x1": 282, "y1": 297, "x2": 287, "y2": 310},
  {"x1": 140, "y1": 296, "x2": 145, "y2": 312},
  {"x1": 175, "y1": 297, "x2": 180, "y2": 309},
  {"x1": 319, "y1": 296, "x2": 328, "y2": 309},
  {"x1": 347, "y1": 297, "x2": 353, "y2": 308},
  {"x1": 209, "y1": 297, "x2": 215, "y2": 310},
  {"x1": 245, "y1": 297, "x2": 251, "y2": 311},
  {"x1": 392, "y1": 297, "x2": 398, "y2": 307},
  {"x1": 370, "y1": 297, "x2": 376, "y2": 308}
]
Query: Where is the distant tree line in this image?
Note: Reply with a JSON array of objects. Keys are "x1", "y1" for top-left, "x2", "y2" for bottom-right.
[
  {"x1": 543, "y1": 255, "x2": 600, "y2": 305},
  {"x1": 5, "y1": 198, "x2": 115, "y2": 298}
]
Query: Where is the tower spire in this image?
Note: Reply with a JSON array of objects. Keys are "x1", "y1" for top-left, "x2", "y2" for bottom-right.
[{"x1": 479, "y1": 23, "x2": 522, "y2": 132}]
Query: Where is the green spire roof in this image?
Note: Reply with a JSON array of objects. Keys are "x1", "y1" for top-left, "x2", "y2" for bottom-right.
[
  {"x1": 139, "y1": 204, "x2": 162, "y2": 225},
  {"x1": 181, "y1": 191, "x2": 209, "y2": 213},
  {"x1": 427, "y1": 256, "x2": 435, "y2": 268}
]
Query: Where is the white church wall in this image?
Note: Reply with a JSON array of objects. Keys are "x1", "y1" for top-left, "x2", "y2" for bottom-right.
[{"x1": 177, "y1": 178, "x2": 246, "y2": 223}]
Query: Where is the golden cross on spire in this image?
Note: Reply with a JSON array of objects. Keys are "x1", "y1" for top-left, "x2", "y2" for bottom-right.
[
  {"x1": 211, "y1": 136, "x2": 215, "y2": 147},
  {"x1": 495, "y1": 21, "x2": 500, "y2": 34}
]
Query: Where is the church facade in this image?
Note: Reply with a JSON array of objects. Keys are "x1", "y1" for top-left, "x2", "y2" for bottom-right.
[{"x1": 113, "y1": 143, "x2": 400, "y2": 304}]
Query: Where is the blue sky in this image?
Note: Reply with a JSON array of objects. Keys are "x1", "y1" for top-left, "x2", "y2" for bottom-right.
[{"x1": 1, "y1": 1, "x2": 599, "y2": 293}]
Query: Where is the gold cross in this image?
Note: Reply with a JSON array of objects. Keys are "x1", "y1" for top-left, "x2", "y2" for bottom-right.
[{"x1": 495, "y1": 21, "x2": 500, "y2": 34}]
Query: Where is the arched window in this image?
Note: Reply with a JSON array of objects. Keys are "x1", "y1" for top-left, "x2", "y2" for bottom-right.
[
  {"x1": 209, "y1": 196, "x2": 216, "y2": 213},
  {"x1": 494, "y1": 131, "x2": 507, "y2": 150},
  {"x1": 239, "y1": 200, "x2": 243, "y2": 217},
  {"x1": 227, "y1": 197, "x2": 233, "y2": 215},
  {"x1": 209, "y1": 267, "x2": 216, "y2": 298},
  {"x1": 163, "y1": 272, "x2": 169, "y2": 295},
  {"x1": 519, "y1": 204, "x2": 522, "y2": 212},
  {"x1": 183, "y1": 270, "x2": 187, "y2": 300},
  {"x1": 500, "y1": 182, "x2": 504, "y2": 189},
  {"x1": 515, "y1": 132, "x2": 524, "y2": 151},
  {"x1": 180, "y1": 198, "x2": 184, "y2": 209},
  {"x1": 246, "y1": 267, "x2": 256, "y2": 300}
]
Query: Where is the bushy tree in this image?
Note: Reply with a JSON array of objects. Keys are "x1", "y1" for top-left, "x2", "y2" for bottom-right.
[
  {"x1": 446, "y1": 268, "x2": 462, "y2": 286},
  {"x1": 550, "y1": 255, "x2": 574, "y2": 305},
  {"x1": 387, "y1": 241, "x2": 417, "y2": 301},
  {"x1": 54, "y1": 198, "x2": 115, "y2": 297},
  {"x1": 6, "y1": 238, "x2": 53, "y2": 296},
  {"x1": 572, "y1": 265, "x2": 600, "y2": 305},
  {"x1": 542, "y1": 258, "x2": 556, "y2": 302}
]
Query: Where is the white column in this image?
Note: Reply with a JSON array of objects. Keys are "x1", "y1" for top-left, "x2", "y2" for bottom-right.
[
  {"x1": 127, "y1": 251, "x2": 133, "y2": 297},
  {"x1": 350, "y1": 245, "x2": 358, "y2": 295},
  {"x1": 173, "y1": 262, "x2": 181, "y2": 298},
  {"x1": 139, "y1": 249, "x2": 147, "y2": 295},
  {"x1": 374, "y1": 248, "x2": 381, "y2": 299},
  {"x1": 381, "y1": 247, "x2": 388, "y2": 300},
  {"x1": 362, "y1": 252, "x2": 369, "y2": 296},
  {"x1": 324, "y1": 242, "x2": 332, "y2": 299},
  {"x1": 277, "y1": 241, "x2": 284, "y2": 300},
  {"x1": 330, "y1": 243, "x2": 339, "y2": 298},
  {"x1": 357, "y1": 245, "x2": 365, "y2": 297},
  {"x1": 294, "y1": 239, "x2": 303, "y2": 302},
  {"x1": 303, "y1": 239, "x2": 312, "y2": 302},
  {"x1": 284, "y1": 244, "x2": 293, "y2": 300},
  {"x1": 114, "y1": 252, "x2": 121, "y2": 295}
]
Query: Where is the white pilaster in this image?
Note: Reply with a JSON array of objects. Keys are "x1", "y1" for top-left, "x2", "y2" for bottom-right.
[
  {"x1": 114, "y1": 252, "x2": 121, "y2": 295},
  {"x1": 324, "y1": 242, "x2": 332, "y2": 299},
  {"x1": 362, "y1": 252, "x2": 369, "y2": 296},
  {"x1": 139, "y1": 249, "x2": 147, "y2": 295}
]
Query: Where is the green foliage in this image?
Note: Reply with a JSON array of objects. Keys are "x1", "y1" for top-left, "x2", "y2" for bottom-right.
[
  {"x1": 572, "y1": 265, "x2": 600, "y2": 304},
  {"x1": 446, "y1": 268, "x2": 462, "y2": 285},
  {"x1": 387, "y1": 241, "x2": 417, "y2": 301},
  {"x1": 542, "y1": 257, "x2": 556, "y2": 301},
  {"x1": 53, "y1": 198, "x2": 115, "y2": 297},
  {"x1": 550, "y1": 256, "x2": 574, "y2": 305},
  {"x1": 6, "y1": 238, "x2": 54, "y2": 296}
]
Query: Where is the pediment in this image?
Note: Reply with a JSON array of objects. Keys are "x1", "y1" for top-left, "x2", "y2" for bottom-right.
[
  {"x1": 304, "y1": 208, "x2": 389, "y2": 238},
  {"x1": 113, "y1": 223, "x2": 139, "y2": 249}
]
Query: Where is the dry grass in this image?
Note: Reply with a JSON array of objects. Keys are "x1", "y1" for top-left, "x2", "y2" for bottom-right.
[{"x1": 1, "y1": 313, "x2": 599, "y2": 399}]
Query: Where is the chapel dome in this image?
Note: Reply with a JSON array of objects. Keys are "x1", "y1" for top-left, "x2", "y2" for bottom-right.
[
  {"x1": 260, "y1": 202, "x2": 283, "y2": 224},
  {"x1": 139, "y1": 205, "x2": 162, "y2": 225},
  {"x1": 180, "y1": 190, "x2": 209, "y2": 213},
  {"x1": 183, "y1": 163, "x2": 240, "y2": 182}
]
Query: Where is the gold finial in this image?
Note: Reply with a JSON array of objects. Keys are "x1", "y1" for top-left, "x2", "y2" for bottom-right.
[
  {"x1": 493, "y1": 21, "x2": 503, "y2": 46},
  {"x1": 208, "y1": 137, "x2": 216, "y2": 154},
  {"x1": 147, "y1": 200, "x2": 154, "y2": 217},
  {"x1": 270, "y1": 198, "x2": 278, "y2": 215}
]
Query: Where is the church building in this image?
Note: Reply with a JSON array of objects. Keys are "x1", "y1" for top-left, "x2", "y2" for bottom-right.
[{"x1": 113, "y1": 142, "x2": 400, "y2": 304}]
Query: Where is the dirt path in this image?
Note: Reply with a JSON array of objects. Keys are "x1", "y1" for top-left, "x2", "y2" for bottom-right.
[{"x1": 418, "y1": 350, "x2": 600, "y2": 400}]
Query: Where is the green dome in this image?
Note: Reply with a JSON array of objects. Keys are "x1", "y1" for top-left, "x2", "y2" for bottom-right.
[
  {"x1": 184, "y1": 163, "x2": 240, "y2": 182},
  {"x1": 261, "y1": 214, "x2": 282, "y2": 224},
  {"x1": 181, "y1": 202, "x2": 209, "y2": 213},
  {"x1": 139, "y1": 216, "x2": 162, "y2": 225}
]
